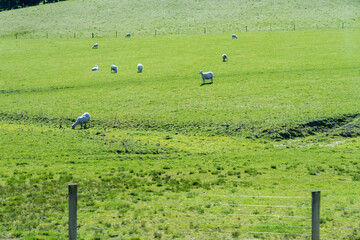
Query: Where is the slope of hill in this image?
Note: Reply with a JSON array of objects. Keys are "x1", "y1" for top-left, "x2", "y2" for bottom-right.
[{"x1": 1, "y1": 0, "x2": 360, "y2": 38}]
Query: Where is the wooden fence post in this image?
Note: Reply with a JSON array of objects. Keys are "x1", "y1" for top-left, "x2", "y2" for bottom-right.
[
  {"x1": 69, "y1": 183, "x2": 77, "y2": 240},
  {"x1": 155, "y1": 29, "x2": 157, "y2": 36},
  {"x1": 245, "y1": 26, "x2": 248, "y2": 32},
  {"x1": 92, "y1": 33, "x2": 94, "y2": 38},
  {"x1": 204, "y1": 27, "x2": 206, "y2": 34},
  {"x1": 74, "y1": 33, "x2": 76, "y2": 39},
  {"x1": 312, "y1": 190, "x2": 320, "y2": 240}
]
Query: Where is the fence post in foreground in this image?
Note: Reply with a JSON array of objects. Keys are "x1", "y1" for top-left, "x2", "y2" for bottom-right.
[
  {"x1": 92, "y1": 33, "x2": 94, "y2": 38},
  {"x1": 69, "y1": 183, "x2": 78, "y2": 240},
  {"x1": 312, "y1": 190, "x2": 320, "y2": 240}
]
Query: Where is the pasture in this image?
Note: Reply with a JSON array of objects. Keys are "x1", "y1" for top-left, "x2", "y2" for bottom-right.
[
  {"x1": 0, "y1": 29, "x2": 360, "y2": 239},
  {"x1": 1, "y1": 0, "x2": 360, "y2": 38}
]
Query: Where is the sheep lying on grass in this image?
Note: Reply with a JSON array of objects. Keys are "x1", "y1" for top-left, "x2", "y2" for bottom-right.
[
  {"x1": 199, "y1": 70, "x2": 213, "y2": 84},
  {"x1": 72, "y1": 112, "x2": 90, "y2": 129},
  {"x1": 125, "y1": 33, "x2": 131, "y2": 38},
  {"x1": 137, "y1": 63, "x2": 143, "y2": 73},
  {"x1": 232, "y1": 34, "x2": 237, "y2": 39},
  {"x1": 111, "y1": 65, "x2": 118, "y2": 73},
  {"x1": 222, "y1": 54, "x2": 228, "y2": 62},
  {"x1": 92, "y1": 65, "x2": 99, "y2": 71},
  {"x1": 92, "y1": 43, "x2": 98, "y2": 49}
]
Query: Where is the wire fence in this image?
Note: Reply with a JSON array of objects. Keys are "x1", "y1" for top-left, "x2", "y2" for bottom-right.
[
  {"x1": 2, "y1": 21, "x2": 360, "y2": 40},
  {"x1": 1, "y1": 184, "x2": 360, "y2": 239}
]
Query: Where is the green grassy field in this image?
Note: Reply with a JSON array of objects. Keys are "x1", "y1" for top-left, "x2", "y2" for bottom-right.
[
  {"x1": 1, "y1": 30, "x2": 360, "y2": 128},
  {"x1": 1, "y1": 28, "x2": 360, "y2": 239},
  {"x1": 1, "y1": 0, "x2": 360, "y2": 38},
  {"x1": 1, "y1": 0, "x2": 360, "y2": 238}
]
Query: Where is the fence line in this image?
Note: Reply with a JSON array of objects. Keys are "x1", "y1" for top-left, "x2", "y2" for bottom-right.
[
  {"x1": 80, "y1": 198, "x2": 312, "y2": 209},
  {"x1": 3, "y1": 22, "x2": 360, "y2": 40},
  {"x1": 212, "y1": 203, "x2": 311, "y2": 208},
  {"x1": 79, "y1": 190, "x2": 312, "y2": 199},
  {"x1": 83, "y1": 217, "x2": 312, "y2": 229},
  {"x1": 76, "y1": 189, "x2": 360, "y2": 201},
  {"x1": 71, "y1": 186, "x2": 317, "y2": 239},
  {"x1": 78, "y1": 224, "x2": 312, "y2": 239},
  {"x1": 91, "y1": 208, "x2": 311, "y2": 219},
  {"x1": 3, "y1": 185, "x2": 360, "y2": 239}
]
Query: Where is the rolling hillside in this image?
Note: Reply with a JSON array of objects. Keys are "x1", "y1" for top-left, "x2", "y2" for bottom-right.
[
  {"x1": 1, "y1": 1, "x2": 360, "y2": 239},
  {"x1": 0, "y1": 0, "x2": 360, "y2": 38}
]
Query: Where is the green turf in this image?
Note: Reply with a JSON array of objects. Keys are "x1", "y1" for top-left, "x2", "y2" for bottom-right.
[
  {"x1": 1, "y1": 0, "x2": 360, "y2": 38},
  {"x1": 1, "y1": 30, "x2": 359, "y2": 131},
  {"x1": 1, "y1": 27, "x2": 360, "y2": 239}
]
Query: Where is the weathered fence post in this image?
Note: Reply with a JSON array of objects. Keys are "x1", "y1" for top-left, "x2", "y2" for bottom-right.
[
  {"x1": 69, "y1": 183, "x2": 77, "y2": 240},
  {"x1": 312, "y1": 190, "x2": 320, "y2": 240},
  {"x1": 204, "y1": 27, "x2": 206, "y2": 34},
  {"x1": 155, "y1": 29, "x2": 157, "y2": 36},
  {"x1": 293, "y1": 24, "x2": 296, "y2": 31},
  {"x1": 92, "y1": 33, "x2": 94, "y2": 38},
  {"x1": 245, "y1": 26, "x2": 248, "y2": 32},
  {"x1": 74, "y1": 33, "x2": 76, "y2": 39}
]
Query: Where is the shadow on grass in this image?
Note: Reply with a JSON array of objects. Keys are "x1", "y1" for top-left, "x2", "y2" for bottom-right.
[{"x1": 200, "y1": 82, "x2": 213, "y2": 86}]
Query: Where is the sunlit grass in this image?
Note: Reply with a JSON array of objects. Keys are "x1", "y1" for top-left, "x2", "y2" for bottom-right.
[
  {"x1": 1, "y1": 29, "x2": 360, "y2": 239},
  {"x1": 1, "y1": 0, "x2": 360, "y2": 38}
]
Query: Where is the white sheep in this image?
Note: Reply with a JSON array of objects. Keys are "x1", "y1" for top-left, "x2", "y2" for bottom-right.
[
  {"x1": 92, "y1": 65, "x2": 99, "y2": 71},
  {"x1": 111, "y1": 65, "x2": 118, "y2": 73},
  {"x1": 125, "y1": 33, "x2": 131, "y2": 38},
  {"x1": 199, "y1": 70, "x2": 213, "y2": 84},
  {"x1": 92, "y1": 43, "x2": 99, "y2": 49},
  {"x1": 137, "y1": 63, "x2": 143, "y2": 73},
  {"x1": 232, "y1": 34, "x2": 237, "y2": 39},
  {"x1": 72, "y1": 112, "x2": 90, "y2": 129},
  {"x1": 222, "y1": 54, "x2": 228, "y2": 62}
]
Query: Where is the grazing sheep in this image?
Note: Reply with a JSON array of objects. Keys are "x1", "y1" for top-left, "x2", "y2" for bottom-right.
[
  {"x1": 199, "y1": 70, "x2": 213, "y2": 84},
  {"x1": 125, "y1": 33, "x2": 131, "y2": 38},
  {"x1": 232, "y1": 34, "x2": 237, "y2": 39},
  {"x1": 222, "y1": 54, "x2": 228, "y2": 62},
  {"x1": 137, "y1": 63, "x2": 143, "y2": 73},
  {"x1": 92, "y1": 43, "x2": 99, "y2": 49},
  {"x1": 111, "y1": 65, "x2": 118, "y2": 73},
  {"x1": 92, "y1": 65, "x2": 99, "y2": 71},
  {"x1": 72, "y1": 112, "x2": 90, "y2": 129}
]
